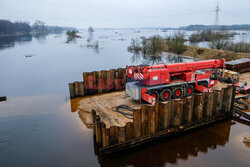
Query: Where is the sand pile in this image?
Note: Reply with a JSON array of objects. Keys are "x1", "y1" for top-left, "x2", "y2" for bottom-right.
[{"x1": 77, "y1": 91, "x2": 142, "y2": 128}]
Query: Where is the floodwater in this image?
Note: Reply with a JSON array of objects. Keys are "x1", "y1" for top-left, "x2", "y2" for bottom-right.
[{"x1": 0, "y1": 29, "x2": 249, "y2": 167}]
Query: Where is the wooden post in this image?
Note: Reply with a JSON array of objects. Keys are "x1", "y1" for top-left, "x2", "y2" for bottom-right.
[
  {"x1": 92, "y1": 71, "x2": 98, "y2": 95},
  {"x1": 86, "y1": 72, "x2": 94, "y2": 95},
  {"x1": 230, "y1": 86, "x2": 236, "y2": 113},
  {"x1": 101, "y1": 70, "x2": 107, "y2": 93},
  {"x1": 194, "y1": 93, "x2": 205, "y2": 121},
  {"x1": 68, "y1": 83, "x2": 74, "y2": 98},
  {"x1": 171, "y1": 99, "x2": 182, "y2": 127},
  {"x1": 118, "y1": 127, "x2": 126, "y2": 143},
  {"x1": 97, "y1": 71, "x2": 103, "y2": 94},
  {"x1": 221, "y1": 88, "x2": 228, "y2": 113},
  {"x1": 141, "y1": 106, "x2": 149, "y2": 136},
  {"x1": 83, "y1": 72, "x2": 89, "y2": 95},
  {"x1": 125, "y1": 122, "x2": 134, "y2": 140},
  {"x1": 157, "y1": 102, "x2": 163, "y2": 130},
  {"x1": 106, "y1": 70, "x2": 114, "y2": 92},
  {"x1": 0, "y1": 96, "x2": 7, "y2": 102},
  {"x1": 227, "y1": 86, "x2": 233, "y2": 112},
  {"x1": 183, "y1": 96, "x2": 194, "y2": 124},
  {"x1": 102, "y1": 123, "x2": 109, "y2": 147},
  {"x1": 92, "y1": 110, "x2": 97, "y2": 137},
  {"x1": 207, "y1": 92, "x2": 213, "y2": 118},
  {"x1": 95, "y1": 116, "x2": 102, "y2": 145},
  {"x1": 180, "y1": 100, "x2": 184, "y2": 125},
  {"x1": 203, "y1": 92, "x2": 209, "y2": 118},
  {"x1": 74, "y1": 81, "x2": 79, "y2": 97},
  {"x1": 159, "y1": 101, "x2": 171, "y2": 130},
  {"x1": 117, "y1": 68, "x2": 125, "y2": 89},
  {"x1": 109, "y1": 126, "x2": 118, "y2": 145},
  {"x1": 155, "y1": 102, "x2": 160, "y2": 131},
  {"x1": 148, "y1": 105, "x2": 156, "y2": 134},
  {"x1": 94, "y1": 116, "x2": 99, "y2": 142},
  {"x1": 109, "y1": 69, "x2": 116, "y2": 91},
  {"x1": 203, "y1": 92, "x2": 213, "y2": 118},
  {"x1": 79, "y1": 81, "x2": 84, "y2": 96},
  {"x1": 223, "y1": 86, "x2": 233, "y2": 113},
  {"x1": 212, "y1": 90, "x2": 218, "y2": 116},
  {"x1": 133, "y1": 109, "x2": 141, "y2": 138},
  {"x1": 216, "y1": 90, "x2": 222, "y2": 114}
]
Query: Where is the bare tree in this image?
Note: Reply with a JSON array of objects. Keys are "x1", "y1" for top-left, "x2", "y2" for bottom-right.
[
  {"x1": 88, "y1": 26, "x2": 94, "y2": 35},
  {"x1": 32, "y1": 20, "x2": 47, "y2": 33}
]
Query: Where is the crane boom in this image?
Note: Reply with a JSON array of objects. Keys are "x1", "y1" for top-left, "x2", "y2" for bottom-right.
[{"x1": 166, "y1": 59, "x2": 225, "y2": 73}]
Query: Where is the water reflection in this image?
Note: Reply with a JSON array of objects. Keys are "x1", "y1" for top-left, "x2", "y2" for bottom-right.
[
  {"x1": 32, "y1": 33, "x2": 48, "y2": 43},
  {"x1": 0, "y1": 32, "x2": 60, "y2": 50},
  {"x1": 97, "y1": 119, "x2": 234, "y2": 167},
  {"x1": 0, "y1": 34, "x2": 32, "y2": 50}
]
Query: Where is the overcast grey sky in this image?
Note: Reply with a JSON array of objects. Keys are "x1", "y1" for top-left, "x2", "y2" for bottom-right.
[{"x1": 1, "y1": 0, "x2": 249, "y2": 28}]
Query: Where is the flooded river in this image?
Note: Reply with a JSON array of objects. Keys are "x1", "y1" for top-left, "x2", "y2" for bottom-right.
[{"x1": 0, "y1": 29, "x2": 249, "y2": 167}]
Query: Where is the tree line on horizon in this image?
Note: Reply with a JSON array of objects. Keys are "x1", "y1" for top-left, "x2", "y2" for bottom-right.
[
  {"x1": 178, "y1": 24, "x2": 250, "y2": 31},
  {"x1": 0, "y1": 19, "x2": 75, "y2": 35}
]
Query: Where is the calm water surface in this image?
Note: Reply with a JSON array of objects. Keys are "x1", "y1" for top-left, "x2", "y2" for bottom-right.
[{"x1": 0, "y1": 29, "x2": 249, "y2": 167}]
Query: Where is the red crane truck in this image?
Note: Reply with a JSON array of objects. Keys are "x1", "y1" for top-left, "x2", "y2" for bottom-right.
[{"x1": 126, "y1": 59, "x2": 226, "y2": 105}]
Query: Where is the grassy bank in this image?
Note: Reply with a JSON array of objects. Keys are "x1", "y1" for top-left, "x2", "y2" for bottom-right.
[
  {"x1": 128, "y1": 33, "x2": 250, "y2": 61},
  {"x1": 182, "y1": 45, "x2": 250, "y2": 61}
]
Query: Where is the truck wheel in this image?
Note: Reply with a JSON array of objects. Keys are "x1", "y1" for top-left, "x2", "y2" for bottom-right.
[
  {"x1": 160, "y1": 89, "x2": 171, "y2": 101},
  {"x1": 172, "y1": 87, "x2": 183, "y2": 99},
  {"x1": 149, "y1": 91, "x2": 159, "y2": 101},
  {"x1": 186, "y1": 85, "x2": 194, "y2": 97}
]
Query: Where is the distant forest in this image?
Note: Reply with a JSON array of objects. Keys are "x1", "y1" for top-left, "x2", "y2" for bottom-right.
[
  {"x1": 0, "y1": 19, "x2": 75, "y2": 35},
  {"x1": 178, "y1": 24, "x2": 250, "y2": 30}
]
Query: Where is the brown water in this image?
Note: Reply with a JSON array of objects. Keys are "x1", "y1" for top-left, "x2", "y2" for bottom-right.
[{"x1": 0, "y1": 29, "x2": 249, "y2": 167}]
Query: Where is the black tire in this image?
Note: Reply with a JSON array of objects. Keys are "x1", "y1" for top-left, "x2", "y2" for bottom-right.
[
  {"x1": 172, "y1": 87, "x2": 183, "y2": 99},
  {"x1": 148, "y1": 91, "x2": 159, "y2": 101},
  {"x1": 186, "y1": 85, "x2": 194, "y2": 97},
  {"x1": 160, "y1": 89, "x2": 171, "y2": 101}
]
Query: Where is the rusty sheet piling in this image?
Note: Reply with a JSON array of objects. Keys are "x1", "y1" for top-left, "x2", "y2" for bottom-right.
[
  {"x1": 92, "y1": 86, "x2": 235, "y2": 155},
  {"x1": 69, "y1": 68, "x2": 126, "y2": 98},
  {"x1": 0, "y1": 96, "x2": 7, "y2": 102}
]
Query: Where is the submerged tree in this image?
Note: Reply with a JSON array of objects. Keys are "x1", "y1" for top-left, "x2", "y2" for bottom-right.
[
  {"x1": 32, "y1": 20, "x2": 47, "y2": 33},
  {"x1": 66, "y1": 30, "x2": 80, "y2": 43},
  {"x1": 88, "y1": 26, "x2": 94, "y2": 35},
  {"x1": 166, "y1": 32, "x2": 187, "y2": 54}
]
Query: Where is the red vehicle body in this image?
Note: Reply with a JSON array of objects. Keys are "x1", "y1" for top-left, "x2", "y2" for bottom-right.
[
  {"x1": 125, "y1": 59, "x2": 226, "y2": 105},
  {"x1": 227, "y1": 82, "x2": 250, "y2": 95}
]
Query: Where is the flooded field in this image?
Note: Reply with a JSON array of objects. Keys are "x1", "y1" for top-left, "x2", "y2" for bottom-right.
[{"x1": 0, "y1": 29, "x2": 249, "y2": 167}]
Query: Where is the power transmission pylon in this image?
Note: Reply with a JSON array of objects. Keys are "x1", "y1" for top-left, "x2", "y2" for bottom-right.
[{"x1": 214, "y1": 1, "x2": 221, "y2": 27}]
